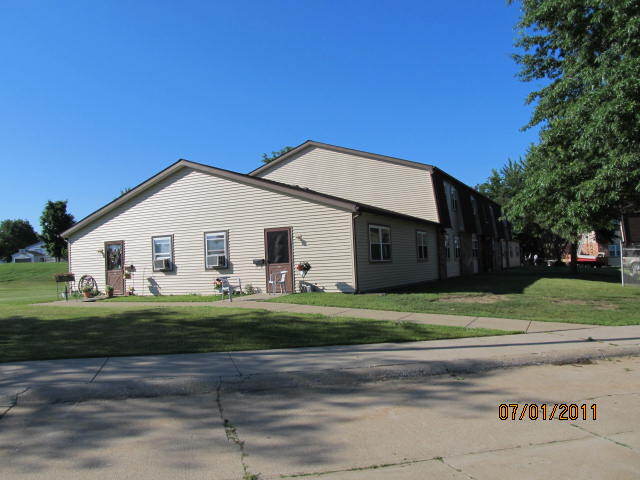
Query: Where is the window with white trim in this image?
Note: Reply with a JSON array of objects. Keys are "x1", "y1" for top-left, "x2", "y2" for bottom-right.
[
  {"x1": 152, "y1": 235, "x2": 173, "y2": 271},
  {"x1": 369, "y1": 225, "x2": 392, "y2": 262},
  {"x1": 416, "y1": 230, "x2": 429, "y2": 261},
  {"x1": 205, "y1": 231, "x2": 228, "y2": 269},
  {"x1": 454, "y1": 236, "x2": 461, "y2": 258},
  {"x1": 450, "y1": 187, "x2": 458, "y2": 212},
  {"x1": 472, "y1": 238, "x2": 479, "y2": 257}
]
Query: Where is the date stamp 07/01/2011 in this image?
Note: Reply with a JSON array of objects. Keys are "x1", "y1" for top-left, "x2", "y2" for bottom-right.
[{"x1": 499, "y1": 403, "x2": 597, "y2": 421}]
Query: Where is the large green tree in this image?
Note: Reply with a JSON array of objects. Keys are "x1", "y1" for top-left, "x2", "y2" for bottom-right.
[
  {"x1": 40, "y1": 201, "x2": 75, "y2": 262},
  {"x1": 477, "y1": 158, "x2": 525, "y2": 207},
  {"x1": 477, "y1": 159, "x2": 567, "y2": 262},
  {"x1": 261, "y1": 146, "x2": 294, "y2": 164},
  {"x1": 508, "y1": 0, "x2": 640, "y2": 270},
  {"x1": 0, "y1": 219, "x2": 39, "y2": 262}
]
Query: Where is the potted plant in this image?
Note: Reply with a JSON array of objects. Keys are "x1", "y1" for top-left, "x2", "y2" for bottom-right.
[
  {"x1": 214, "y1": 278, "x2": 223, "y2": 291},
  {"x1": 105, "y1": 285, "x2": 114, "y2": 298},
  {"x1": 81, "y1": 285, "x2": 94, "y2": 298},
  {"x1": 295, "y1": 261, "x2": 312, "y2": 277},
  {"x1": 127, "y1": 286, "x2": 135, "y2": 296}
]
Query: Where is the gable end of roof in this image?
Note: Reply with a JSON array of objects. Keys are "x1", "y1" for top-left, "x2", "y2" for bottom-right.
[{"x1": 249, "y1": 140, "x2": 434, "y2": 177}]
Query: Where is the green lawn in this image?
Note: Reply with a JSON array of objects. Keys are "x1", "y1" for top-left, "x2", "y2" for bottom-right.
[
  {"x1": 0, "y1": 262, "x2": 69, "y2": 305},
  {"x1": 269, "y1": 267, "x2": 640, "y2": 326},
  {"x1": 0, "y1": 263, "x2": 511, "y2": 363}
]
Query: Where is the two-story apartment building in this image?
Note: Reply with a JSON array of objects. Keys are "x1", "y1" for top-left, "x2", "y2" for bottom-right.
[
  {"x1": 63, "y1": 141, "x2": 519, "y2": 295},
  {"x1": 251, "y1": 141, "x2": 521, "y2": 279}
]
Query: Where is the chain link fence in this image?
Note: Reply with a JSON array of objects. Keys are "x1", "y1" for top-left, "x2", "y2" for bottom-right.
[{"x1": 621, "y1": 246, "x2": 640, "y2": 286}]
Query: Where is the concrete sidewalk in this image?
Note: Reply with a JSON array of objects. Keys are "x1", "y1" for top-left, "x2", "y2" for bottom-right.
[
  {"x1": 38, "y1": 296, "x2": 594, "y2": 333},
  {"x1": 2, "y1": 324, "x2": 639, "y2": 408}
]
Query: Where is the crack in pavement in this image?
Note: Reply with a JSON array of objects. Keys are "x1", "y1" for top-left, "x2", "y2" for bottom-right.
[
  {"x1": 279, "y1": 456, "x2": 443, "y2": 478},
  {"x1": 215, "y1": 380, "x2": 260, "y2": 479},
  {"x1": 278, "y1": 435, "x2": 601, "y2": 479},
  {"x1": 575, "y1": 391, "x2": 640, "y2": 403},
  {"x1": 227, "y1": 353, "x2": 243, "y2": 377},
  {"x1": 464, "y1": 317, "x2": 478, "y2": 328},
  {"x1": 440, "y1": 457, "x2": 478, "y2": 480},
  {"x1": 570, "y1": 423, "x2": 637, "y2": 451},
  {"x1": 0, "y1": 387, "x2": 31, "y2": 421},
  {"x1": 89, "y1": 357, "x2": 110, "y2": 383}
]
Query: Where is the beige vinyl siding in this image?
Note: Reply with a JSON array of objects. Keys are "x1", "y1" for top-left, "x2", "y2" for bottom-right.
[
  {"x1": 257, "y1": 146, "x2": 439, "y2": 222},
  {"x1": 354, "y1": 212, "x2": 439, "y2": 292},
  {"x1": 68, "y1": 167, "x2": 356, "y2": 295}
]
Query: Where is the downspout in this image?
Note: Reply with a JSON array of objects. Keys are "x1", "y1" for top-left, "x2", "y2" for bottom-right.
[
  {"x1": 66, "y1": 239, "x2": 71, "y2": 273},
  {"x1": 351, "y1": 211, "x2": 361, "y2": 294}
]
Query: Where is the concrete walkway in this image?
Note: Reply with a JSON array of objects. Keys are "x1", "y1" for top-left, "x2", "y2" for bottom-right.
[
  {"x1": 2, "y1": 324, "x2": 639, "y2": 408},
  {"x1": 38, "y1": 295, "x2": 594, "y2": 333}
]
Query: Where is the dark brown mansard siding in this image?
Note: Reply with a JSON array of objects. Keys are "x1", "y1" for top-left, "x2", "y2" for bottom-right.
[
  {"x1": 431, "y1": 168, "x2": 511, "y2": 240},
  {"x1": 459, "y1": 189, "x2": 477, "y2": 234},
  {"x1": 432, "y1": 173, "x2": 451, "y2": 228}
]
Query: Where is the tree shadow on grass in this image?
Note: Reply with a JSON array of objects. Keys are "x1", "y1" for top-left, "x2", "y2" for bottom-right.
[
  {"x1": 385, "y1": 266, "x2": 621, "y2": 296},
  {"x1": 0, "y1": 308, "x2": 507, "y2": 364}
]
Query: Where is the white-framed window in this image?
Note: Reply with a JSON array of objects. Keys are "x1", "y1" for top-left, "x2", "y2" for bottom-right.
[
  {"x1": 470, "y1": 195, "x2": 478, "y2": 216},
  {"x1": 450, "y1": 187, "x2": 458, "y2": 212},
  {"x1": 416, "y1": 230, "x2": 429, "y2": 261},
  {"x1": 152, "y1": 235, "x2": 173, "y2": 271},
  {"x1": 444, "y1": 234, "x2": 451, "y2": 259},
  {"x1": 608, "y1": 244, "x2": 621, "y2": 258},
  {"x1": 205, "y1": 231, "x2": 228, "y2": 269},
  {"x1": 472, "y1": 238, "x2": 479, "y2": 257},
  {"x1": 369, "y1": 224, "x2": 392, "y2": 262},
  {"x1": 454, "y1": 236, "x2": 461, "y2": 258}
]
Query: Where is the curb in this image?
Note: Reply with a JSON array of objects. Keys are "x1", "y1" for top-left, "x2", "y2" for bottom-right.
[{"x1": 7, "y1": 343, "x2": 639, "y2": 407}]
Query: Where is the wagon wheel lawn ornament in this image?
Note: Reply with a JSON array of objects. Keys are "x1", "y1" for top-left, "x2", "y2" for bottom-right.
[{"x1": 78, "y1": 275, "x2": 98, "y2": 294}]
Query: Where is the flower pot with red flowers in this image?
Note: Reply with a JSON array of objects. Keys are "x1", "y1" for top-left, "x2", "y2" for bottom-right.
[{"x1": 295, "y1": 262, "x2": 312, "y2": 278}]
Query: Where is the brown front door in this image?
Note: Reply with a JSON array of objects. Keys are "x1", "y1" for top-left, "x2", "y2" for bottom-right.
[
  {"x1": 105, "y1": 241, "x2": 125, "y2": 295},
  {"x1": 264, "y1": 227, "x2": 294, "y2": 293}
]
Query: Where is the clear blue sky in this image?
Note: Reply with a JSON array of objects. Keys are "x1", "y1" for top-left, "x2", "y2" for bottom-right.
[{"x1": 1, "y1": 1, "x2": 539, "y2": 231}]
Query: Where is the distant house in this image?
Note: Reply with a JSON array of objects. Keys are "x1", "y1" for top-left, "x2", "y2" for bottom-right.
[
  {"x1": 62, "y1": 141, "x2": 519, "y2": 296},
  {"x1": 561, "y1": 217, "x2": 640, "y2": 268},
  {"x1": 11, "y1": 241, "x2": 55, "y2": 263}
]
